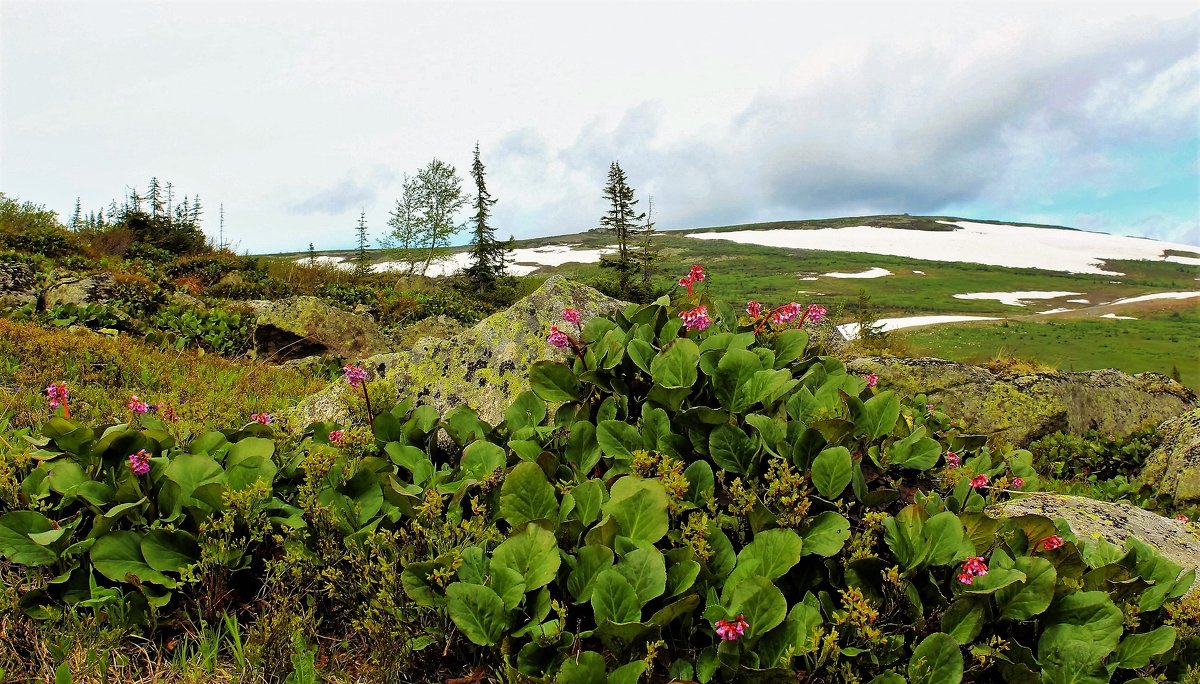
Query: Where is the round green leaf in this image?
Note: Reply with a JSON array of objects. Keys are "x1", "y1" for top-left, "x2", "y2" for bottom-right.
[
  {"x1": 492, "y1": 524, "x2": 560, "y2": 591},
  {"x1": 591, "y1": 569, "x2": 641, "y2": 624},
  {"x1": 908, "y1": 632, "x2": 963, "y2": 684},
  {"x1": 603, "y1": 477, "x2": 669, "y2": 544},
  {"x1": 90, "y1": 531, "x2": 176, "y2": 586},
  {"x1": 800, "y1": 511, "x2": 851, "y2": 557},
  {"x1": 736, "y1": 528, "x2": 803, "y2": 580},
  {"x1": 728, "y1": 575, "x2": 787, "y2": 639},
  {"x1": 140, "y1": 529, "x2": 200, "y2": 573},
  {"x1": 996, "y1": 556, "x2": 1056, "y2": 620},
  {"x1": 651, "y1": 338, "x2": 700, "y2": 389},
  {"x1": 615, "y1": 546, "x2": 667, "y2": 603},
  {"x1": 811, "y1": 446, "x2": 852, "y2": 499},
  {"x1": 445, "y1": 582, "x2": 508, "y2": 646},
  {"x1": 500, "y1": 462, "x2": 560, "y2": 527},
  {"x1": 529, "y1": 360, "x2": 581, "y2": 402}
]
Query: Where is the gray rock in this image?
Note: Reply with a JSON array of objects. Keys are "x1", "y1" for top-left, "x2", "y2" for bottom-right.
[
  {"x1": 991, "y1": 493, "x2": 1200, "y2": 594},
  {"x1": 0, "y1": 260, "x2": 38, "y2": 309},
  {"x1": 42, "y1": 271, "x2": 117, "y2": 309},
  {"x1": 1140, "y1": 409, "x2": 1200, "y2": 506},
  {"x1": 293, "y1": 276, "x2": 627, "y2": 427},
  {"x1": 846, "y1": 356, "x2": 1194, "y2": 445},
  {"x1": 247, "y1": 296, "x2": 392, "y2": 363}
]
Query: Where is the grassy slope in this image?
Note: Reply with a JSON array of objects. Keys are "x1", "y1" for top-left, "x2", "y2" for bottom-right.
[{"x1": 273, "y1": 214, "x2": 1200, "y2": 385}]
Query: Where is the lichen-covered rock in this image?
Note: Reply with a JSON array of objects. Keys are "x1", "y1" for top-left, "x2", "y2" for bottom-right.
[
  {"x1": 293, "y1": 276, "x2": 627, "y2": 427},
  {"x1": 247, "y1": 296, "x2": 392, "y2": 363},
  {"x1": 990, "y1": 493, "x2": 1200, "y2": 594},
  {"x1": 1140, "y1": 409, "x2": 1200, "y2": 506},
  {"x1": 393, "y1": 314, "x2": 467, "y2": 349},
  {"x1": 846, "y1": 357, "x2": 1194, "y2": 445},
  {"x1": 0, "y1": 260, "x2": 38, "y2": 309},
  {"x1": 42, "y1": 271, "x2": 116, "y2": 309}
]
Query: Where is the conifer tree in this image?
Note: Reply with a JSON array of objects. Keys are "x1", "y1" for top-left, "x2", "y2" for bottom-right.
[
  {"x1": 191, "y1": 195, "x2": 203, "y2": 225},
  {"x1": 354, "y1": 209, "x2": 372, "y2": 279},
  {"x1": 308, "y1": 242, "x2": 317, "y2": 267},
  {"x1": 70, "y1": 198, "x2": 83, "y2": 230},
  {"x1": 633, "y1": 195, "x2": 661, "y2": 292},
  {"x1": 598, "y1": 161, "x2": 646, "y2": 296},
  {"x1": 464, "y1": 143, "x2": 510, "y2": 288},
  {"x1": 147, "y1": 177, "x2": 163, "y2": 217}
]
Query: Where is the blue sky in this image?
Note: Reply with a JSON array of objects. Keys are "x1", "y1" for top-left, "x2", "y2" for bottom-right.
[{"x1": 1, "y1": 0, "x2": 1197, "y2": 251}]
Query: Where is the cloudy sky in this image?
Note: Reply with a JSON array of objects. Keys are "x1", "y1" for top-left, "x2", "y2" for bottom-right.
[{"x1": 2, "y1": 0, "x2": 1197, "y2": 252}]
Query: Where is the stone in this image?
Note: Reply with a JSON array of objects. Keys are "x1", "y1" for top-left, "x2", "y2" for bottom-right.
[
  {"x1": 42, "y1": 271, "x2": 117, "y2": 309},
  {"x1": 991, "y1": 493, "x2": 1200, "y2": 594},
  {"x1": 247, "y1": 296, "x2": 392, "y2": 363},
  {"x1": 392, "y1": 314, "x2": 467, "y2": 349},
  {"x1": 293, "y1": 276, "x2": 627, "y2": 427},
  {"x1": 0, "y1": 260, "x2": 38, "y2": 309},
  {"x1": 846, "y1": 356, "x2": 1194, "y2": 445},
  {"x1": 1140, "y1": 409, "x2": 1200, "y2": 506}
]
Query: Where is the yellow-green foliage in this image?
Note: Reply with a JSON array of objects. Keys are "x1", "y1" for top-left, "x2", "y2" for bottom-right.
[{"x1": 0, "y1": 318, "x2": 323, "y2": 433}]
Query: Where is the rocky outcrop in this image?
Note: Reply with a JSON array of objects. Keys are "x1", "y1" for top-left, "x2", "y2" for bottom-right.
[
  {"x1": 991, "y1": 493, "x2": 1199, "y2": 594},
  {"x1": 294, "y1": 276, "x2": 627, "y2": 427},
  {"x1": 42, "y1": 272, "x2": 116, "y2": 309},
  {"x1": 247, "y1": 296, "x2": 392, "y2": 363},
  {"x1": 846, "y1": 357, "x2": 1193, "y2": 445},
  {"x1": 0, "y1": 260, "x2": 38, "y2": 309},
  {"x1": 1140, "y1": 409, "x2": 1200, "y2": 506}
]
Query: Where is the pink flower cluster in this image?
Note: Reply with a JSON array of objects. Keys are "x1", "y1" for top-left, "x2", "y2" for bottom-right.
[
  {"x1": 715, "y1": 613, "x2": 748, "y2": 641},
  {"x1": 128, "y1": 395, "x2": 150, "y2": 414},
  {"x1": 956, "y1": 556, "x2": 989, "y2": 585},
  {"x1": 865, "y1": 373, "x2": 878, "y2": 388},
  {"x1": 754, "y1": 302, "x2": 827, "y2": 327},
  {"x1": 679, "y1": 305, "x2": 711, "y2": 331},
  {"x1": 250, "y1": 412, "x2": 272, "y2": 425},
  {"x1": 770, "y1": 302, "x2": 804, "y2": 325},
  {"x1": 561, "y1": 307, "x2": 581, "y2": 326},
  {"x1": 1011, "y1": 477, "x2": 1025, "y2": 489},
  {"x1": 343, "y1": 364, "x2": 368, "y2": 388},
  {"x1": 1036, "y1": 535, "x2": 1064, "y2": 552},
  {"x1": 944, "y1": 451, "x2": 960, "y2": 468},
  {"x1": 328, "y1": 429, "x2": 345, "y2": 445},
  {"x1": 678, "y1": 264, "x2": 705, "y2": 296},
  {"x1": 127, "y1": 449, "x2": 152, "y2": 476},
  {"x1": 969, "y1": 474, "x2": 989, "y2": 489},
  {"x1": 1177, "y1": 515, "x2": 1190, "y2": 523},
  {"x1": 46, "y1": 383, "x2": 69, "y2": 410},
  {"x1": 547, "y1": 325, "x2": 570, "y2": 348},
  {"x1": 746, "y1": 300, "x2": 763, "y2": 318}
]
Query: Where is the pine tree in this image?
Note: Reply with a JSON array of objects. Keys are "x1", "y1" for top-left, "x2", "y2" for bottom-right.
[
  {"x1": 191, "y1": 195, "x2": 203, "y2": 225},
  {"x1": 70, "y1": 198, "x2": 83, "y2": 230},
  {"x1": 464, "y1": 143, "x2": 509, "y2": 288},
  {"x1": 147, "y1": 177, "x2": 163, "y2": 217},
  {"x1": 598, "y1": 161, "x2": 646, "y2": 296},
  {"x1": 354, "y1": 210, "x2": 372, "y2": 279},
  {"x1": 308, "y1": 242, "x2": 317, "y2": 267}
]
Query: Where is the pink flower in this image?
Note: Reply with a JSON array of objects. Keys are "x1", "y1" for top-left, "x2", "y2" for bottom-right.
[
  {"x1": 127, "y1": 395, "x2": 149, "y2": 414},
  {"x1": 957, "y1": 556, "x2": 989, "y2": 584},
  {"x1": 714, "y1": 614, "x2": 748, "y2": 641},
  {"x1": 771, "y1": 302, "x2": 802, "y2": 325},
  {"x1": 679, "y1": 305, "x2": 711, "y2": 331},
  {"x1": 678, "y1": 265, "x2": 706, "y2": 296},
  {"x1": 127, "y1": 449, "x2": 152, "y2": 476},
  {"x1": 1176, "y1": 515, "x2": 1189, "y2": 523},
  {"x1": 547, "y1": 325, "x2": 570, "y2": 348},
  {"x1": 969, "y1": 474, "x2": 989, "y2": 489},
  {"x1": 1011, "y1": 477, "x2": 1025, "y2": 489},
  {"x1": 328, "y1": 429, "x2": 345, "y2": 445},
  {"x1": 926, "y1": 403, "x2": 936, "y2": 411},
  {"x1": 746, "y1": 300, "x2": 763, "y2": 318},
  {"x1": 1036, "y1": 535, "x2": 1064, "y2": 551},
  {"x1": 46, "y1": 383, "x2": 69, "y2": 416},
  {"x1": 805, "y1": 304, "x2": 827, "y2": 325},
  {"x1": 562, "y1": 307, "x2": 581, "y2": 326},
  {"x1": 250, "y1": 412, "x2": 272, "y2": 425},
  {"x1": 945, "y1": 451, "x2": 960, "y2": 469},
  {"x1": 343, "y1": 364, "x2": 368, "y2": 388},
  {"x1": 865, "y1": 373, "x2": 878, "y2": 388}
]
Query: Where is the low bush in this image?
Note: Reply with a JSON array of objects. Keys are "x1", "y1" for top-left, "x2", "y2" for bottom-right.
[{"x1": 0, "y1": 268, "x2": 1195, "y2": 682}]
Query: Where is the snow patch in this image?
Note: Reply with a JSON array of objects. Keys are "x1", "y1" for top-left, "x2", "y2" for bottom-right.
[
  {"x1": 685, "y1": 221, "x2": 1200, "y2": 275},
  {"x1": 1037, "y1": 308, "x2": 1074, "y2": 315},
  {"x1": 1100, "y1": 314, "x2": 1138, "y2": 320},
  {"x1": 1067, "y1": 299, "x2": 1090, "y2": 304},
  {"x1": 823, "y1": 267, "x2": 892, "y2": 279},
  {"x1": 912, "y1": 270, "x2": 925, "y2": 275},
  {"x1": 953, "y1": 291, "x2": 1082, "y2": 307},
  {"x1": 837, "y1": 315, "x2": 999, "y2": 339},
  {"x1": 1103, "y1": 291, "x2": 1200, "y2": 306}
]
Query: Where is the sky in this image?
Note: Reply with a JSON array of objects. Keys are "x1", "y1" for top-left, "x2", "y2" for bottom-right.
[{"x1": 1, "y1": 0, "x2": 1198, "y2": 253}]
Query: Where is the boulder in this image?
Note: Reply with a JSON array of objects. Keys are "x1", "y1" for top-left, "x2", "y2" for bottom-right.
[
  {"x1": 294, "y1": 276, "x2": 627, "y2": 427},
  {"x1": 42, "y1": 272, "x2": 116, "y2": 309},
  {"x1": 991, "y1": 493, "x2": 1200, "y2": 594},
  {"x1": 846, "y1": 357, "x2": 1193, "y2": 445},
  {"x1": 0, "y1": 260, "x2": 38, "y2": 309},
  {"x1": 1140, "y1": 409, "x2": 1200, "y2": 506},
  {"x1": 247, "y1": 296, "x2": 392, "y2": 363}
]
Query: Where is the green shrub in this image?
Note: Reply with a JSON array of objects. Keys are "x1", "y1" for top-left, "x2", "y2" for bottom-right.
[
  {"x1": 149, "y1": 305, "x2": 253, "y2": 357},
  {"x1": 1030, "y1": 428, "x2": 1162, "y2": 482}
]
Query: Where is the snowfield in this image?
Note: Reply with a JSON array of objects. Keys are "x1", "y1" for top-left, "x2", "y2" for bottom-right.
[
  {"x1": 1102, "y1": 292, "x2": 1200, "y2": 306},
  {"x1": 953, "y1": 291, "x2": 1082, "y2": 307},
  {"x1": 823, "y1": 267, "x2": 892, "y2": 279},
  {"x1": 685, "y1": 221, "x2": 1200, "y2": 275},
  {"x1": 294, "y1": 244, "x2": 614, "y2": 277},
  {"x1": 838, "y1": 315, "x2": 999, "y2": 339}
]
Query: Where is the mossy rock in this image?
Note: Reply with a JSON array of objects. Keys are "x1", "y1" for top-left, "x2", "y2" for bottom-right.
[
  {"x1": 846, "y1": 356, "x2": 1194, "y2": 446},
  {"x1": 392, "y1": 315, "x2": 467, "y2": 349},
  {"x1": 42, "y1": 271, "x2": 116, "y2": 309},
  {"x1": 990, "y1": 493, "x2": 1200, "y2": 595},
  {"x1": 248, "y1": 296, "x2": 392, "y2": 363},
  {"x1": 1140, "y1": 408, "x2": 1200, "y2": 506},
  {"x1": 293, "y1": 276, "x2": 627, "y2": 427},
  {"x1": 0, "y1": 260, "x2": 38, "y2": 309}
]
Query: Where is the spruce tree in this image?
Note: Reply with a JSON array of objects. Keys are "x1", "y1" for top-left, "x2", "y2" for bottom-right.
[
  {"x1": 70, "y1": 198, "x2": 83, "y2": 230},
  {"x1": 598, "y1": 161, "x2": 646, "y2": 296},
  {"x1": 464, "y1": 142, "x2": 509, "y2": 288},
  {"x1": 147, "y1": 177, "x2": 163, "y2": 217},
  {"x1": 354, "y1": 209, "x2": 372, "y2": 279},
  {"x1": 308, "y1": 242, "x2": 317, "y2": 267}
]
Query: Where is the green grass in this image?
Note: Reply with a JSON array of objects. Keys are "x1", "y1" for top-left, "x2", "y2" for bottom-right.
[{"x1": 896, "y1": 308, "x2": 1200, "y2": 389}]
